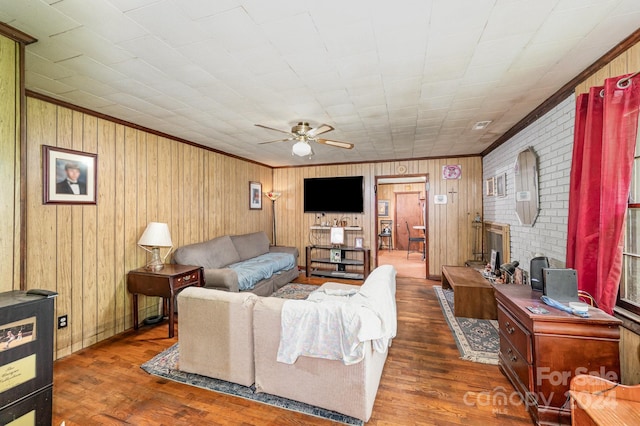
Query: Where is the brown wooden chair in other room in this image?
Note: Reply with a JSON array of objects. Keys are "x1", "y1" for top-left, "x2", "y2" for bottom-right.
[
  {"x1": 405, "y1": 221, "x2": 425, "y2": 260},
  {"x1": 378, "y1": 220, "x2": 393, "y2": 251}
]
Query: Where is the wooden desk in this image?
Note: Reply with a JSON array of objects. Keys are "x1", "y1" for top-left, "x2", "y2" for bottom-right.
[
  {"x1": 570, "y1": 374, "x2": 640, "y2": 426},
  {"x1": 441, "y1": 265, "x2": 497, "y2": 319},
  {"x1": 127, "y1": 264, "x2": 203, "y2": 338},
  {"x1": 495, "y1": 285, "x2": 621, "y2": 425}
]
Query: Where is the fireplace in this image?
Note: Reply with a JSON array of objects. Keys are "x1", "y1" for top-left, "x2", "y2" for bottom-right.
[{"x1": 483, "y1": 221, "x2": 510, "y2": 264}]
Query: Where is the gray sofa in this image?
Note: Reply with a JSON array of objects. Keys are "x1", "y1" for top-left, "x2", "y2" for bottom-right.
[
  {"x1": 177, "y1": 265, "x2": 397, "y2": 422},
  {"x1": 172, "y1": 231, "x2": 299, "y2": 296}
]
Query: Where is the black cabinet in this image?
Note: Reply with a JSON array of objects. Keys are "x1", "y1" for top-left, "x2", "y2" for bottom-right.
[{"x1": 0, "y1": 291, "x2": 55, "y2": 425}]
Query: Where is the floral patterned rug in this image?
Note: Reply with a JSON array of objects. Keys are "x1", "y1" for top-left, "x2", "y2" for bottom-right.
[
  {"x1": 433, "y1": 285, "x2": 500, "y2": 365},
  {"x1": 270, "y1": 282, "x2": 319, "y2": 299}
]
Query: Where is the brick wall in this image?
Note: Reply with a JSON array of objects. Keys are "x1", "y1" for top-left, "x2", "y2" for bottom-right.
[{"x1": 483, "y1": 95, "x2": 575, "y2": 277}]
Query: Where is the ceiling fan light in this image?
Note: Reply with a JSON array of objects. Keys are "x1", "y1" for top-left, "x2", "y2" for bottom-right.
[{"x1": 292, "y1": 141, "x2": 312, "y2": 157}]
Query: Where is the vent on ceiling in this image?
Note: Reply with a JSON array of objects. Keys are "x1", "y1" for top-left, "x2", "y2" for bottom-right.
[{"x1": 473, "y1": 120, "x2": 492, "y2": 130}]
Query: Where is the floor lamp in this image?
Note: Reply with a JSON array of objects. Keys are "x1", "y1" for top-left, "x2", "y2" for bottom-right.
[{"x1": 264, "y1": 191, "x2": 282, "y2": 246}]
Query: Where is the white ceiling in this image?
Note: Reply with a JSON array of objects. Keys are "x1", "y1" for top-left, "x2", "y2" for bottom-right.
[{"x1": 2, "y1": 0, "x2": 640, "y2": 167}]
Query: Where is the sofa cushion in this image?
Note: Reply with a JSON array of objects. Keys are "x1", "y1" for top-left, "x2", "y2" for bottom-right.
[
  {"x1": 173, "y1": 235, "x2": 240, "y2": 269},
  {"x1": 231, "y1": 231, "x2": 270, "y2": 261},
  {"x1": 227, "y1": 252, "x2": 296, "y2": 291}
]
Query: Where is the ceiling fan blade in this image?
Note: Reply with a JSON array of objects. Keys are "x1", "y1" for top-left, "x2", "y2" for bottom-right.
[
  {"x1": 306, "y1": 123, "x2": 334, "y2": 137},
  {"x1": 317, "y1": 138, "x2": 354, "y2": 149},
  {"x1": 255, "y1": 124, "x2": 294, "y2": 136},
  {"x1": 258, "y1": 137, "x2": 295, "y2": 145}
]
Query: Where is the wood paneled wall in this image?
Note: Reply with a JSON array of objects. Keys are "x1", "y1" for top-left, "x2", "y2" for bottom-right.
[
  {"x1": 575, "y1": 40, "x2": 640, "y2": 95},
  {"x1": 22, "y1": 94, "x2": 482, "y2": 359},
  {"x1": 273, "y1": 157, "x2": 483, "y2": 278},
  {"x1": 0, "y1": 34, "x2": 20, "y2": 293},
  {"x1": 25, "y1": 97, "x2": 273, "y2": 359}
]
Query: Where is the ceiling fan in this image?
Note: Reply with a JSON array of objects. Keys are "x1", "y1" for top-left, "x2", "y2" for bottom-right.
[{"x1": 255, "y1": 122, "x2": 354, "y2": 157}]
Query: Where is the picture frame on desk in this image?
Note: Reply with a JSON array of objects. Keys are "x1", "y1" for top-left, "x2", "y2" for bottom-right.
[
  {"x1": 330, "y1": 249, "x2": 342, "y2": 263},
  {"x1": 354, "y1": 237, "x2": 363, "y2": 249},
  {"x1": 489, "y1": 249, "x2": 498, "y2": 273},
  {"x1": 330, "y1": 227, "x2": 344, "y2": 245}
]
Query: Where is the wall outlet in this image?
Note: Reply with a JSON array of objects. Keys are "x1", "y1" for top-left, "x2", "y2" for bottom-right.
[{"x1": 58, "y1": 315, "x2": 68, "y2": 329}]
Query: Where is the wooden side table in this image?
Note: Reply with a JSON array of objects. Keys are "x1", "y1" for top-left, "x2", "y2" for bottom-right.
[{"x1": 127, "y1": 264, "x2": 203, "y2": 338}]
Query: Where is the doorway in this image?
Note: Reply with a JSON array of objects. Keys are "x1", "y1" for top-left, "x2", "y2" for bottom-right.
[
  {"x1": 375, "y1": 175, "x2": 428, "y2": 279},
  {"x1": 394, "y1": 191, "x2": 423, "y2": 252}
]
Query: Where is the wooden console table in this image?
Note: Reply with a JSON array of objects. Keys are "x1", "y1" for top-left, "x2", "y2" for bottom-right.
[
  {"x1": 441, "y1": 265, "x2": 497, "y2": 319},
  {"x1": 495, "y1": 284, "x2": 621, "y2": 425}
]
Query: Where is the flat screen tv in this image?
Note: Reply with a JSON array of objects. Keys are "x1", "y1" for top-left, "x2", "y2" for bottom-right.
[{"x1": 304, "y1": 176, "x2": 364, "y2": 213}]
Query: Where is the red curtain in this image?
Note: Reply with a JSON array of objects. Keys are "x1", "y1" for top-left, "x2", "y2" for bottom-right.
[{"x1": 566, "y1": 74, "x2": 640, "y2": 314}]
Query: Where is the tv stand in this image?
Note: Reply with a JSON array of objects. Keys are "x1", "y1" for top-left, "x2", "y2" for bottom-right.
[
  {"x1": 306, "y1": 245, "x2": 370, "y2": 280},
  {"x1": 309, "y1": 226, "x2": 362, "y2": 231}
]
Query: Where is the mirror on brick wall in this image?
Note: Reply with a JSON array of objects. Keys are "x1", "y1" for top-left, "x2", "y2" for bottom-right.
[{"x1": 514, "y1": 147, "x2": 539, "y2": 226}]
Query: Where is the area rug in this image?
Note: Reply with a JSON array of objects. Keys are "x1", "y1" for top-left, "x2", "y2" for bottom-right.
[
  {"x1": 141, "y1": 282, "x2": 362, "y2": 425},
  {"x1": 141, "y1": 343, "x2": 363, "y2": 425},
  {"x1": 270, "y1": 282, "x2": 319, "y2": 299},
  {"x1": 433, "y1": 285, "x2": 500, "y2": 365}
]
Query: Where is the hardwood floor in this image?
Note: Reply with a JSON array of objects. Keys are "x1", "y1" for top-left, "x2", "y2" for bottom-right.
[
  {"x1": 377, "y1": 248, "x2": 427, "y2": 279},
  {"x1": 52, "y1": 274, "x2": 533, "y2": 425}
]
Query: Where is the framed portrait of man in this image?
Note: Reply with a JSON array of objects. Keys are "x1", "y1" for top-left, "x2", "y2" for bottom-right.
[{"x1": 43, "y1": 145, "x2": 97, "y2": 204}]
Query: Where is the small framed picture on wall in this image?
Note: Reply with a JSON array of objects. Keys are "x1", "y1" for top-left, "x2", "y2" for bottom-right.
[
  {"x1": 249, "y1": 181, "x2": 262, "y2": 210},
  {"x1": 496, "y1": 173, "x2": 506, "y2": 197},
  {"x1": 485, "y1": 177, "x2": 495, "y2": 196},
  {"x1": 377, "y1": 200, "x2": 389, "y2": 217}
]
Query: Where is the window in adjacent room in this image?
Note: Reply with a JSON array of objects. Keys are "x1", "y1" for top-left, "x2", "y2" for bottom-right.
[{"x1": 619, "y1": 135, "x2": 640, "y2": 316}]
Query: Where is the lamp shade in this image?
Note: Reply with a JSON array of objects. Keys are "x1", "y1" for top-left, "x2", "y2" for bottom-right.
[
  {"x1": 292, "y1": 141, "x2": 312, "y2": 157},
  {"x1": 264, "y1": 191, "x2": 282, "y2": 201},
  {"x1": 500, "y1": 260, "x2": 520, "y2": 276},
  {"x1": 137, "y1": 222, "x2": 173, "y2": 247}
]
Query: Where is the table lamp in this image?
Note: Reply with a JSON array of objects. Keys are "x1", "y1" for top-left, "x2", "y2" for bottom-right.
[
  {"x1": 137, "y1": 222, "x2": 173, "y2": 271},
  {"x1": 500, "y1": 260, "x2": 520, "y2": 283}
]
